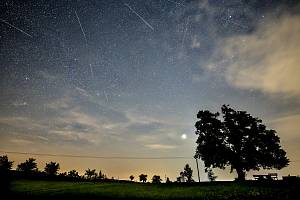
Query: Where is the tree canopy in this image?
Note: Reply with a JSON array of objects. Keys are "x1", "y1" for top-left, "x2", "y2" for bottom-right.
[
  {"x1": 98, "y1": 170, "x2": 106, "y2": 179},
  {"x1": 194, "y1": 105, "x2": 289, "y2": 180},
  {"x1": 0, "y1": 155, "x2": 13, "y2": 191},
  {"x1": 152, "y1": 175, "x2": 162, "y2": 183},
  {"x1": 44, "y1": 162, "x2": 60, "y2": 176},
  {"x1": 17, "y1": 158, "x2": 38, "y2": 173},
  {"x1": 129, "y1": 175, "x2": 134, "y2": 181},
  {"x1": 0, "y1": 155, "x2": 13, "y2": 172},
  {"x1": 183, "y1": 164, "x2": 193, "y2": 182},
  {"x1": 67, "y1": 170, "x2": 80, "y2": 178},
  {"x1": 177, "y1": 164, "x2": 193, "y2": 182},
  {"x1": 85, "y1": 168, "x2": 97, "y2": 180},
  {"x1": 139, "y1": 174, "x2": 147, "y2": 183},
  {"x1": 206, "y1": 168, "x2": 217, "y2": 182}
]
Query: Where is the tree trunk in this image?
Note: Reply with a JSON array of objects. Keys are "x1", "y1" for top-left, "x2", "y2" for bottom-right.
[{"x1": 236, "y1": 168, "x2": 245, "y2": 181}]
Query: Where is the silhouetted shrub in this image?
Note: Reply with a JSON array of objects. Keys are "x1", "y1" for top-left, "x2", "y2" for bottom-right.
[
  {"x1": 139, "y1": 174, "x2": 147, "y2": 183},
  {"x1": 152, "y1": 175, "x2": 162, "y2": 183}
]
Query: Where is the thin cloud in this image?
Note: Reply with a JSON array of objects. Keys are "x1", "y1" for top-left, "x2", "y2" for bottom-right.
[
  {"x1": 12, "y1": 101, "x2": 28, "y2": 107},
  {"x1": 10, "y1": 138, "x2": 34, "y2": 145},
  {"x1": 269, "y1": 114, "x2": 300, "y2": 140},
  {"x1": 145, "y1": 144, "x2": 177, "y2": 150},
  {"x1": 45, "y1": 96, "x2": 72, "y2": 110}
]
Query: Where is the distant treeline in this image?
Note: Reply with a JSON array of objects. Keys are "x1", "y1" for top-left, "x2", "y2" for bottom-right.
[
  {"x1": 9, "y1": 170, "x2": 103, "y2": 182},
  {"x1": 0, "y1": 155, "x2": 196, "y2": 185},
  {"x1": 1, "y1": 155, "x2": 130, "y2": 183}
]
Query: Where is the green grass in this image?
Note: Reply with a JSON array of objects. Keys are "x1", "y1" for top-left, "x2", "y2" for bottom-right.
[{"x1": 7, "y1": 180, "x2": 297, "y2": 200}]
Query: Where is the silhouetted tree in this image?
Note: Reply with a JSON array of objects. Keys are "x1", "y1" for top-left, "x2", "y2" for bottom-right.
[
  {"x1": 152, "y1": 175, "x2": 162, "y2": 183},
  {"x1": 85, "y1": 168, "x2": 97, "y2": 180},
  {"x1": 206, "y1": 168, "x2": 217, "y2": 182},
  {"x1": 177, "y1": 171, "x2": 185, "y2": 182},
  {"x1": 195, "y1": 105, "x2": 289, "y2": 181},
  {"x1": 67, "y1": 170, "x2": 80, "y2": 179},
  {"x1": 129, "y1": 175, "x2": 134, "y2": 181},
  {"x1": 44, "y1": 161, "x2": 60, "y2": 176},
  {"x1": 98, "y1": 170, "x2": 106, "y2": 180},
  {"x1": 139, "y1": 174, "x2": 147, "y2": 183},
  {"x1": 183, "y1": 164, "x2": 193, "y2": 182},
  {"x1": 17, "y1": 158, "x2": 37, "y2": 173},
  {"x1": 166, "y1": 177, "x2": 171, "y2": 183},
  {"x1": 0, "y1": 155, "x2": 13, "y2": 172},
  {"x1": 59, "y1": 172, "x2": 67, "y2": 177},
  {"x1": 0, "y1": 155, "x2": 13, "y2": 192}
]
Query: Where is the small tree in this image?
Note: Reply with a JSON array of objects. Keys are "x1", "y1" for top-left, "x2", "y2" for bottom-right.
[
  {"x1": 177, "y1": 164, "x2": 193, "y2": 182},
  {"x1": 98, "y1": 170, "x2": 106, "y2": 179},
  {"x1": 67, "y1": 170, "x2": 80, "y2": 179},
  {"x1": 129, "y1": 175, "x2": 134, "y2": 181},
  {"x1": 177, "y1": 171, "x2": 185, "y2": 182},
  {"x1": 0, "y1": 155, "x2": 14, "y2": 191},
  {"x1": 44, "y1": 161, "x2": 60, "y2": 176},
  {"x1": 152, "y1": 175, "x2": 162, "y2": 183},
  {"x1": 139, "y1": 174, "x2": 147, "y2": 183},
  {"x1": 195, "y1": 105, "x2": 289, "y2": 181},
  {"x1": 85, "y1": 168, "x2": 97, "y2": 180},
  {"x1": 206, "y1": 168, "x2": 217, "y2": 182},
  {"x1": 17, "y1": 158, "x2": 37, "y2": 173},
  {"x1": 183, "y1": 164, "x2": 193, "y2": 182},
  {"x1": 166, "y1": 177, "x2": 171, "y2": 183},
  {"x1": 0, "y1": 155, "x2": 13, "y2": 172}
]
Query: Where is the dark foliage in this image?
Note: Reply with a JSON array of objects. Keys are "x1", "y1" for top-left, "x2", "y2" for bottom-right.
[
  {"x1": 183, "y1": 164, "x2": 193, "y2": 182},
  {"x1": 139, "y1": 174, "x2": 147, "y2": 183},
  {"x1": 152, "y1": 175, "x2": 162, "y2": 183},
  {"x1": 129, "y1": 175, "x2": 134, "y2": 181},
  {"x1": 98, "y1": 170, "x2": 106, "y2": 180},
  {"x1": 177, "y1": 171, "x2": 185, "y2": 183},
  {"x1": 177, "y1": 164, "x2": 193, "y2": 182},
  {"x1": 17, "y1": 158, "x2": 38, "y2": 173},
  {"x1": 44, "y1": 162, "x2": 60, "y2": 176},
  {"x1": 166, "y1": 177, "x2": 171, "y2": 183},
  {"x1": 206, "y1": 168, "x2": 217, "y2": 182},
  {"x1": 84, "y1": 168, "x2": 97, "y2": 180},
  {"x1": 0, "y1": 155, "x2": 13, "y2": 192},
  {"x1": 195, "y1": 105, "x2": 289, "y2": 181},
  {"x1": 67, "y1": 170, "x2": 80, "y2": 179}
]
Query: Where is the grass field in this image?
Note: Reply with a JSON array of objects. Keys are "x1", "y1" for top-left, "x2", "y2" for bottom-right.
[{"x1": 6, "y1": 180, "x2": 297, "y2": 200}]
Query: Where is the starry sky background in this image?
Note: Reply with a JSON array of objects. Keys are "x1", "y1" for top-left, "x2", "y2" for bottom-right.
[{"x1": 1, "y1": 0, "x2": 300, "y2": 181}]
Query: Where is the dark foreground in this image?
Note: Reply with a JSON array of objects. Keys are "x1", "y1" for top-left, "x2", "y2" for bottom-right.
[{"x1": 4, "y1": 180, "x2": 299, "y2": 200}]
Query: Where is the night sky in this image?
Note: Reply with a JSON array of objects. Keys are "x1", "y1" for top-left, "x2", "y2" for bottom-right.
[{"x1": 1, "y1": 0, "x2": 300, "y2": 181}]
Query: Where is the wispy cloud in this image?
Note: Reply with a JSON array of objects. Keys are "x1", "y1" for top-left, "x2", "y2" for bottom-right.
[
  {"x1": 269, "y1": 113, "x2": 300, "y2": 141},
  {"x1": 45, "y1": 96, "x2": 72, "y2": 110},
  {"x1": 10, "y1": 138, "x2": 34, "y2": 145},
  {"x1": 11, "y1": 101, "x2": 28, "y2": 107},
  {"x1": 1, "y1": 87, "x2": 188, "y2": 150},
  {"x1": 75, "y1": 87, "x2": 92, "y2": 98},
  {"x1": 145, "y1": 144, "x2": 177, "y2": 150},
  {"x1": 0, "y1": 116, "x2": 47, "y2": 131}
]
